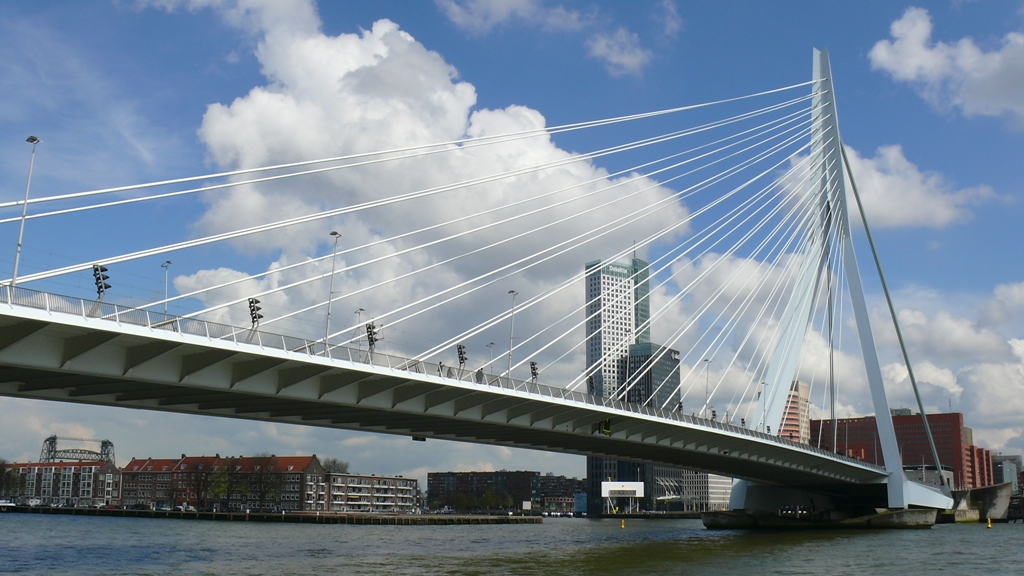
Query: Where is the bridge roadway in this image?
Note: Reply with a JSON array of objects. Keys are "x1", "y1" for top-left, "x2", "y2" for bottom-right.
[{"x1": 0, "y1": 287, "x2": 887, "y2": 495}]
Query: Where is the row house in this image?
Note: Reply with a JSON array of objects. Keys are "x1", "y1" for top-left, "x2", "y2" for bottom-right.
[
  {"x1": 121, "y1": 458, "x2": 179, "y2": 508},
  {"x1": 327, "y1": 473, "x2": 418, "y2": 513},
  {"x1": 122, "y1": 454, "x2": 325, "y2": 512},
  {"x1": 6, "y1": 461, "x2": 120, "y2": 507}
]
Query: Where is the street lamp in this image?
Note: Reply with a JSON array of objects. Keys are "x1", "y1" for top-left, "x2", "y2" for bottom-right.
[
  {"x1": 353, "y1": 308, "x2": 365, "y2": 350},
  {"x1": 507, "y1": 290, "x2": 518, "y2": 378},
  {"x1": 161, "y1": 261, "x2": 172, "y2": 315},
  {"x1": 486, "y1": 342, "x2": 495, "y2": 376},
  {"x1": 12, "y1": 136, "x2": 41, "y2": 287},
  {"x1": 323, "y1": 231, "x2": 341, "y2": 356},
  {"x1": 702, "y1": 358, "x2": 710, "y2": 418}
]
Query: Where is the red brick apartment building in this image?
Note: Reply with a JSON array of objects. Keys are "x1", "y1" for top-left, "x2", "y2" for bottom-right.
[
  {"x1": 122, "y1": 454, "x2": 325, "y2": 512},
  {"x1": 810, "y1": 412, "x2": 994, "y2": 489}
]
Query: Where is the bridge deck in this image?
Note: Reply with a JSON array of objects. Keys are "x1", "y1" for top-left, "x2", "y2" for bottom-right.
[{"x1": 0, "y1": 287, "x2": 886, "y2": 488}]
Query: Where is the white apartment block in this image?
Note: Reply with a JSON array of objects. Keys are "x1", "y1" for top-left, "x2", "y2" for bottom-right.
[{"x1": 327, "y1": 473, "x2": 419, "y2": 513}]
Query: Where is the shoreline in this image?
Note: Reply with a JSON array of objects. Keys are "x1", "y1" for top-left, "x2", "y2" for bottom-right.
[{"x1": 2, "y1": 505, "x2": 542, "y2": 525}]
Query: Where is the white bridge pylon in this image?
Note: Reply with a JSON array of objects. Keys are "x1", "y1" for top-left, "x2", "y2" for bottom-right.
[{"x1": 748, "y1": 49, "x2": 951, "y2": 510}]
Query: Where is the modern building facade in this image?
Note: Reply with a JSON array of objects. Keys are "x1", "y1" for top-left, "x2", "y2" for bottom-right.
[
  {"x1": 810, "y1": 411, "x2": 994, "y2": 489},
  {"x1": 993, "y1": 454, "x2": 1022, "y2": 494},
  {"x1": 427, "y1": 470, "x2": 537, "y2": 510},
  {"x1": 779, "y1": 380, "x2": 810, "y2": 444},
  {"x1": 427, "y1": 470, "x2": 583, "y2": 512},
  {"x1": 327, "y1": 473, "x2": 418, "y2": 513},
  {"x1": 582, "y1": 257, "x2": 725, "y2": 513},
  {"x1": 585, "y1": 258, "x2": 651, "y2": 514},
  {"x1": 4, "y1": 461, "x2": 120, "y2": 507}
]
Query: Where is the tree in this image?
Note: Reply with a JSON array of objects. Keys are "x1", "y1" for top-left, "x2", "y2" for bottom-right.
[
  {"x1": 249, "y1": 453, "x2": 282, "y2": 512},
  {"x1": 321, "y1": 458, "x2": 350, "y2": 474},
  {"x1": 0, "y1": 458, "x2": 14, "y2": 498},
  {"x1": 211, "y1": 458, "x2": 244, "y2": 512}
]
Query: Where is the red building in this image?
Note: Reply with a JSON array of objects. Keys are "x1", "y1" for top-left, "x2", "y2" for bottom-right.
[
  {"x1": 810, "y1": 412, "x2": 993, "y2": 490},
  {"x1": 122, "y1": 454, "x2": 326, "y2": 511}
]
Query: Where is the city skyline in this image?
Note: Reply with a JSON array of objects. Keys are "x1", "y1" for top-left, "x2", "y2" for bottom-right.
[{"x1": 1, "y1": 0, "x2": 1023, "y2": 486}]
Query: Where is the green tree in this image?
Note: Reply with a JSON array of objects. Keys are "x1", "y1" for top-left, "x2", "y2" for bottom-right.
[
  {"x1": 249, "y1": 453, "x2": 282, "y2": 512},
  {"x1": 0, "y1": 458, "x2": 14, "y2": 498},
  {"x1": 211, "y1": 457, "x2": 243, "y2": 511}
]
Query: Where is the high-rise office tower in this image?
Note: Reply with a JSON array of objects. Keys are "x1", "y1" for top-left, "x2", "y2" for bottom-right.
[{"x1": 583, "y1": 257, "x2": 657, "y2": 514}]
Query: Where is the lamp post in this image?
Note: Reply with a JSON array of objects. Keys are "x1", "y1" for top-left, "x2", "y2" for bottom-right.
[
  {"x1": 486, "y1": 342, "x2": 495, "y2": 376},
  {"x1": 353, "y1": 308, "x2": 365, "y2": 350},
  {"x1": 323, "y1": 231, "x2": 341, "y2": 357},
  {"x1": 161, "y1": 261, "x2": 172, "y2": 315},
  {"x1": 507, "y1": 290, "x2": 518, "y2": 378},
  {"x1": 760, "y1": 381, "x2": 767, "y2": 432},
  {"x1": 702, "y1": 358, "x2": 710, "y2": 418},
  {"x1": 12, "y1": 136, "x2": 41, "y2": 287}
]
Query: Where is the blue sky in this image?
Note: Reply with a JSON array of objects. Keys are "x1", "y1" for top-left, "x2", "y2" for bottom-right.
[{"x1": 1, "y1": 0, "x2": 1023, "y2": 482}]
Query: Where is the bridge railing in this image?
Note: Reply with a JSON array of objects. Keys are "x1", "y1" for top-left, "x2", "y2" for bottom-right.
[{"x1": 0, "y1": 285, "x2": 880, "y2": 471}]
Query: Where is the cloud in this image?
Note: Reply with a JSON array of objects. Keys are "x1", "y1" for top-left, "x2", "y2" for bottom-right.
[
  {"x1": 434, "y1": 0, "x2": 587, "y2": 34},
  {"x1": 869, "y1": 7, "x2": 1024, "y2": 122},
  {"x1": 151, "y1": 0, "x2": 690, "y2": 387},
  {"x1": 586, "y1": 27, "x2": 652, "y2": 77},
  {"x1": 784, "y1": 144, "x2": 994, "y2": 228},
  {"x1": 656, "y1": 0, "x2": 682, "y2": 38},
  {"x1": 981, "y1": 281, "x2": 1024, "y2": 324}
]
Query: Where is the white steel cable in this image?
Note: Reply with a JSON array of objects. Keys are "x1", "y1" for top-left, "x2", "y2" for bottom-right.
[
  {"x1": 614, "y1": 151, "x2": 833, "y2": 405},
  {"x1": 566, "y1": 139, "x2": 829, "y2": 393},
  {"x1": 0, "y1": 94, "x2": 821, "y2": 225},
  {"x1": 174, "y1": 112, "x2": 814, "y2": 319},
  {"x1": 259, "y1": 119, "x2": 816, "y2": 342},
  {"x1": 647, "y1": 154, "x2": 841, "y2": 410},
  {"x1": 333, "y1": 130, "x2": 817, "y2": 358},
  {"x1": 7, "y1": 102, "x2": 816, "y2": 287},
  {"x1": 378, "y1": 127, "x2": 818, "y2": 363},
  {"x1": 0, "y1": 81, "x2": 818, "y2": 211},
  {"x1": 509, "y1": 146, "x2": 826, "y2": 382}
]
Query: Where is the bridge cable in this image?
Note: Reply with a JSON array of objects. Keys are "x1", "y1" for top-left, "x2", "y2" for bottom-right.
[
  {"x1": 4, "y1": 99, "x2": 815, "y2": 287},
  {"x1": 0, "y1": 81, "x2": 817, "y2": 211},
  {"x1": 0, "y1": 93, "x2": 819, "y2": 226},
  {"x1": 168, "y1": 108, "x2": 813, "y2": 317}
]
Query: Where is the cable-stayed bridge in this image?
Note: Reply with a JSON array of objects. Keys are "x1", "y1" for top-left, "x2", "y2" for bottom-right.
[{"x1": 0, "y1": 49, "x2": 953, "y2": 520}]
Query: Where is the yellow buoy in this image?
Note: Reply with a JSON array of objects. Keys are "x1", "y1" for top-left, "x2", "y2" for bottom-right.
[
  {"x1": 620, "y1": 519, "x2": 625, "y2": 529},
  {"x1": 987, "y1": 518, "x2": 992, "y2": 529}
]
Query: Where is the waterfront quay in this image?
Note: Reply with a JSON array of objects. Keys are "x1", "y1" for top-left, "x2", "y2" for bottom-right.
[{"x1": 5, "y1": 505, "x2": 539, "y2": 525}]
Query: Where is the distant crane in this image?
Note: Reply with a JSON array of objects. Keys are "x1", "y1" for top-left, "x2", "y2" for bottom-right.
[{"x1": 38, "y1": 435, "x2": 115, "y2": 463}]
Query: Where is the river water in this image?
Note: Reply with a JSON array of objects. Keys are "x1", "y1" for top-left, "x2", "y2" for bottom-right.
[{"x1": 0, "y1": 514, "x2": 1019, "y2": 575}]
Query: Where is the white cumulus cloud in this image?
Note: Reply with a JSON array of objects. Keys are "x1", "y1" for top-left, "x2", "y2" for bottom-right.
[
  {"x1": 844, "y1": 144, "x2": 994, "y2": 228},
  {"x1": 782, "y1": 144, "x2": 994, "y2": 229},
  {"x1": 434, "y1": 0, "x2": 587, "y2": 34},
  {"x1": 586, "y1": 27, "x2": 652, "y2": 77},
  {"x1": 869, "y1": 6, "x2": 1024, "y2": 121}
]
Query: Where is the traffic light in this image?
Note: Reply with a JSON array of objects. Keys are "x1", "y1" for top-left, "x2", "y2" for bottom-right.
[
  {"x1": 92, "y1": 265, "x2": 111, "y2": 298},
  {"x1": 456, "y1": 344, "x2": 467, "y2": 368},
  {"x1": 600, "y1": 418, "x2": 612, "y2": 436},
  {"x1": 711, "y1": 409, "x2": 717, "y2": 421},
  {"x1": 365, "y1": 322, "x2": 382, "y2": 350},
  {"x1": 529, "y1": 361, "x2": 538, "y2": 382},
  {"x1": 247, "y1": 298, "x2": 263, "y2": 327},
  {"x1": 587, "y1": 375, "x2": 595, "y2": 395},
  {"x1": 740, "y1": 418, "x2": 746, "y2": 428}
]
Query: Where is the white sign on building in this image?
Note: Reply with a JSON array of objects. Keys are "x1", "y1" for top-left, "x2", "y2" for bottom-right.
[{"x1": 600, "y1": 481, "x2": 645, "y2": 498}]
